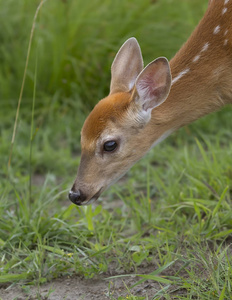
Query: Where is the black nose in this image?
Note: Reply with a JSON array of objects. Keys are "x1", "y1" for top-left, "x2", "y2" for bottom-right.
[{"x1": 69, "y1": 189, "x2": 82, "y2": 205}]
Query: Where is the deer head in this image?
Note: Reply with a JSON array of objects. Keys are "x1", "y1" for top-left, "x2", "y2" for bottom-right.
[{"x1": 69, "y1": 38, "x2": 172, "y2": 205}]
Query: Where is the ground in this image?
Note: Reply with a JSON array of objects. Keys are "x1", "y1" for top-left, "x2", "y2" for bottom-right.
[{"x1": 1, "y1": 265, "x2": 169, "y2": 300}]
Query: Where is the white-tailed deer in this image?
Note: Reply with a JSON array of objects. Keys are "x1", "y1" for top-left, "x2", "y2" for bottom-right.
[{"x1": 69, "y1": 0, "x2": 232, "y2": 206}]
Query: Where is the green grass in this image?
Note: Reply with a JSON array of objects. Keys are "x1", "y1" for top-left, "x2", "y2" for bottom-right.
[{"x1": 0, "y1": 0, "x2": 232, "y2": 299}]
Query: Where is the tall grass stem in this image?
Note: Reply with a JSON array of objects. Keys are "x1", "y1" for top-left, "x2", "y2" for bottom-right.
[
  {"x1": 8, "y1": 0, "x2": 47, "y2": 169},
  {"x1": 29, "y1": 50, "x2": 38, "y2": 204}
]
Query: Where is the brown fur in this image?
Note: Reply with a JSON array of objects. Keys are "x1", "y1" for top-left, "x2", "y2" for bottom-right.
[
  {"x1": 81, "y1": 92, "x2": 131, "y2": 150},
  {"x1": 152, "y1": 0, "x2": 232, "y2": 128},
  {"x1": 71, "y1": 0, "x2": 232, "y2": 205}
]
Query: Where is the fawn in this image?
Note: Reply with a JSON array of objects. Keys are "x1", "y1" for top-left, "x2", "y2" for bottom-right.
[{"x1": 69, "y1": 0, "x2": 232, "y2": 206}]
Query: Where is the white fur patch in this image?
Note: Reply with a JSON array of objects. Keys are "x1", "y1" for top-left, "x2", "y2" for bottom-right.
[
  {"x1": 224, "y1": 39, "x2": 228, "y2": 46},
  {"x1": 222, "y1": 7, "x2": 228, "y2": 14},
  {"x1": 136, "y1": 80, "x2": 153, "y2": 101},
  {"x1": 193, "y1": 55, "x2": 200, "y2": 63},
  {"x1": 225, "y1": 0, "x2": 229, "y2": 5},
  {"x1": 224, "y1": 29, "x2": 228, "y2": 36},
  {"x1": 213, "y1": 26, "x2": 220, "y2": 35},
  {"x1": 201, "y1": 43, "x2": 209, "y2": 52},
  {"x1": 172, "y1": 68, "x2": 190, "y2": 85}
]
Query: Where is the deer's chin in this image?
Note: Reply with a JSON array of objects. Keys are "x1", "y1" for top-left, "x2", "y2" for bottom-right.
[
  {"x1": 81, "y1": 197, "x2": 98, "y2": 206},
  {"x1": 79, "y1": 188, "x2": 103, "y2": 206}
]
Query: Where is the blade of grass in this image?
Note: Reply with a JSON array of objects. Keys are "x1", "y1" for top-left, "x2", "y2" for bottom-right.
[
  {"x1": 212, "y1": 186, "x2": 229, "y2": 217},
  {"x1": 8, "y1": 0, "x2": 47, "y2": 169},
  {"x1": 130, "y1": 260, "x2": 177, "y2": 288},
  {"x1": 219, "y1": 282, "x2": 226, "y2": 300},
  {"x1": 29, "y1": 47, "x2": 38, "y2": 203},
  {"x1": 0, "y1": 273, "x2": 29, "y2": 283}
]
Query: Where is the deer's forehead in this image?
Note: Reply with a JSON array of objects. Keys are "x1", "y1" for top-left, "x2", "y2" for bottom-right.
[{"x1": 81, "y1": 92, "x2": 131, "y2": 150}]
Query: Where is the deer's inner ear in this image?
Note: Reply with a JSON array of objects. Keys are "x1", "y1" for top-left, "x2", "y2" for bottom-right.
[{"x1": 133, "y1": 57, "x2": 171, "y2": 112}]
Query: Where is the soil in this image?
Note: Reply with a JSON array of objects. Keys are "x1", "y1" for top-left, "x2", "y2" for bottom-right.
[{"x1": 0, "y1": 265, "x2": 166, "y2": 300}]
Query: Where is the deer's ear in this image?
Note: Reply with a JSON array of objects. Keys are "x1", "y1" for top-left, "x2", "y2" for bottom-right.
[
  {"x1": 132, "y1": 57, "x2": 172, "y2": 113},
  {"x1": 110, "y1": 38, "x2": 144, "y2": 94}
]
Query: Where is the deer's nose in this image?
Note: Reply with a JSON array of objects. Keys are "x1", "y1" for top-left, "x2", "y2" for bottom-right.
[{"x1": 69, "y1": 189, "x2": 83, "y2": 205}]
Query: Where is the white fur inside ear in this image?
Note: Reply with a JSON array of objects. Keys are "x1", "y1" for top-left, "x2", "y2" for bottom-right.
[
  {"x1": 136, "y1": 77, "x2": 153, "y2": 102},
  {"x1": 134, "y1": 57, "x2": 171, "y2": 112}
]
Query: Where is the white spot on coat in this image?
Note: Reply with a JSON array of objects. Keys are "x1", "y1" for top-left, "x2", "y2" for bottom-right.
[
  {"x1": 224, "y1": 39, "x2": 228, "y2": 46},
  {"x1": 224, "y1": 0, "x2": 229, "y2": 5},
  {"x1": 172, "y1": 68, "x2": 190, "y2": 85},
  {"x1": 222, "y1": 7, "x2": 228, "y2": 14},
  {"x1": 224, "y1": 29, "x2": 228, "y2": 36},
  {"x1": 201, "y1": 43, "x2": 209, "y2": 52},
  {"x1": 193, "y1": 55, "x2": 200, "y2": 63},
  {"x1": 213, "y1": 26, "x2": 220, "y2": 34}
]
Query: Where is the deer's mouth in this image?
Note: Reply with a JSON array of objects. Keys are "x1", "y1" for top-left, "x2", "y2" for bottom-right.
[{"x1": 80, "y1": 188, "x2": 103, "y2": 206}]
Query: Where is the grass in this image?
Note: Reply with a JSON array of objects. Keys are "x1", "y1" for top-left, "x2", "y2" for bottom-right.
[{"x1": 0, "y1": 0, "x2": 232, "y2": 299}]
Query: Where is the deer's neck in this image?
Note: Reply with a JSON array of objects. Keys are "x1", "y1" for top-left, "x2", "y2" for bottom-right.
[{"x1": 150, "y1": 0, "x2": 232, "y2": 138}]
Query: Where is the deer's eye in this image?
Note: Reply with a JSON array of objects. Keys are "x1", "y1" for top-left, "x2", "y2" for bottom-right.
[{"x1": 103, "y1": 141, "x2": 118, "y2": 152}]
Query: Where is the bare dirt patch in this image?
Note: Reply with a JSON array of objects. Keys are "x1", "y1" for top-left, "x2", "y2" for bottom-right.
[{"x1": 0, "y1": 265, "x2": 167, "y2": 300}]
